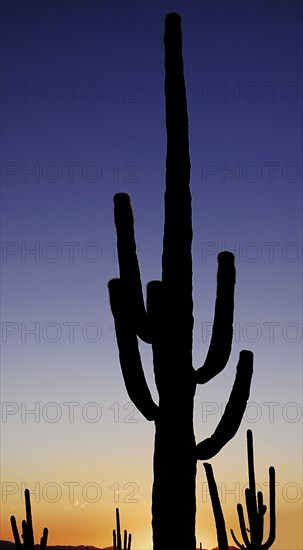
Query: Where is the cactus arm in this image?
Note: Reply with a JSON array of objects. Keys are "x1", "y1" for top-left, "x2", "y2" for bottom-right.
[
  {"x1": 196, "y1": 351, "x2": 253, "y2": 459},
  {"x1": 196, "y1": 251, "x2": 235, "y2": 384},
  {"x1": 236, "y1": 502, "x2": 251, "y2": 548},
  {"x1": 247, "y1": 430, "x2": 257, "y2": 512},
  {"x1": 245, "y1": 488, "x2": 258, "y2": 546},
  {"x1": 230, "y1": 527, "x2": 245, "y2": 549},
  {"x1": 128, "y1": 533, "x2": 132, "y2": 550},
  {"x1": 113, "y1": 529, "x2": 117, "y2": 550},
  {"x1": 113, "y1": 193, "x2": 151, "y2": 343},
  {"x1": 10, "y1": 516, "x2": 22, "y2": 550},
  {"x1": 263, "y1": 466, "x2": 276, "y2": 550},
  {"x1": 40, "y1": 528, "x2": 48, "y2": 550},
  {"x1": 246, "y1": 430, "x2": 261, "y2": 547},
  {"x1": 24, "y1": 488, "x2": 35, "y2": 550},
  {"x1": 257, "y1": 491, "x2": 265, "y2": 542},
  {"x1": 108, "y1": 279, "x2": 158, "y2": 421},
  {"x1": 116, "y1": 508, "x2": 122, "y2": 550},
  {"x1": 22, "y1": 520, "x2": 29, "y2": 547},
  {"x1": 203, "y1": 463, "x2": 229, "y2": 550},
  {"x1": 258, "y1": 490, "x2": 266, "y2": 515}
]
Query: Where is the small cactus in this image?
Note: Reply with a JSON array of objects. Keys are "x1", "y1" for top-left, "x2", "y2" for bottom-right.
[
  {"x1": 204, "y1": 430, "x2": 276, "y2": 550},
  {"x1": 10, "y1": 488, "x2": 48, "y2": 550},
  {"x1": 230, "y1": 430, "x2": 276, "y2": 550},
  {"x1": 203, "y1": 462, "x2": 229, "y2": 550},
  {"x1": 113, "y1": 508, "x2": 132, "y2": 550}
]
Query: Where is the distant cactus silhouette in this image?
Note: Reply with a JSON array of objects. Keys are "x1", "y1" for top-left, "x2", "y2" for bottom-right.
[
  {"x1": 203, "y1": 462, "x2": 229, "y2": 550},
  {"x1": 230, "y1": 430, "x2": 276, "y2": 550},
  {"x1": 108, "y1": 12, "x2": 253, "y2": 549},
  {"x1": 204, "y1": 430, "x2": 276, "y2": 550},
  {"x1": 10, "y1": 488, "x2": 48, "y2": 550},
  {"x1": 113, "y1": 508, "x2": 132, "y2": 550}
]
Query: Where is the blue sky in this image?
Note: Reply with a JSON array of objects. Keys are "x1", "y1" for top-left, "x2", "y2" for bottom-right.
[{"x1": 1, "y1": 1, "x2": 302, "y2": 548}]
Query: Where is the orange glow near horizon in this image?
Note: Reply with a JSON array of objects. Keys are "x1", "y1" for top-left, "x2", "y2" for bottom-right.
[
  {"x1": 1, "y1": 481, "x2": 302, "y2": 549},
  {"x1": 1, "y1": 411, "x2": 302, "y2": 549}
]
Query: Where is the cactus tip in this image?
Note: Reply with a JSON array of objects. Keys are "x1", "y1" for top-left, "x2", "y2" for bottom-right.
[
  {"x1": 113, "y1": 193, "x2": 130, "y2": 205},
  {"x1": 218, "y1": 250, "x2": 234, "y2": 263}
]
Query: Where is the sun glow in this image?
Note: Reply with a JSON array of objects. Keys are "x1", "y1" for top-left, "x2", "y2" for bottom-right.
[{"x1": 131, "y1": 528, "x2": 153, "y2": 550}]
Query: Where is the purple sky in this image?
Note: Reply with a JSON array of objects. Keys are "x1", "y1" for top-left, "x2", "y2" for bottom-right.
[{"x1": 1, "y1": 1, "x2": 302, "y2": 548}]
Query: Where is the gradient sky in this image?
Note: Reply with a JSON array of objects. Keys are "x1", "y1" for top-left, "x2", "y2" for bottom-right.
[{"x1": 1, "y1": 1, "x2": 302, "y2": 549}]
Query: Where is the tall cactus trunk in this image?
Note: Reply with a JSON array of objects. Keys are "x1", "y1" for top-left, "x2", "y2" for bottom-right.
[
  {"x1": 152, "y1": 400, "x2": 197, "y2": 549},
  {"x1": 151, "y1": 14, "x2": 196, "y2": 548}
]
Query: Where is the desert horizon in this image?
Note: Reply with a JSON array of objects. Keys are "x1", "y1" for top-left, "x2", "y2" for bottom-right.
[{"x1": 0, "y1": 543, "x2": 240, "y2": 550}]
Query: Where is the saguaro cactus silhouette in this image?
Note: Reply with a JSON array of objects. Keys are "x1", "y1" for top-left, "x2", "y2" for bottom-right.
[
  {"x1": 113, "y1": 508, "x2": 132, "y2": 550},
  {"x1": 230, "y1": 430, "x2": 276, "y2": 550},
  {"x1": 204, "y1": 430, "x2": 276, "y2": 550},
  {"x1": 203, "y1": 462, "x2": 229, "y2": 550},
  {"x1": 108, "y1": 12, "x2": 253, "y2": 549},
  {"x1": 10, "y1": 489, "x2": 48, "y2": 550}
]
